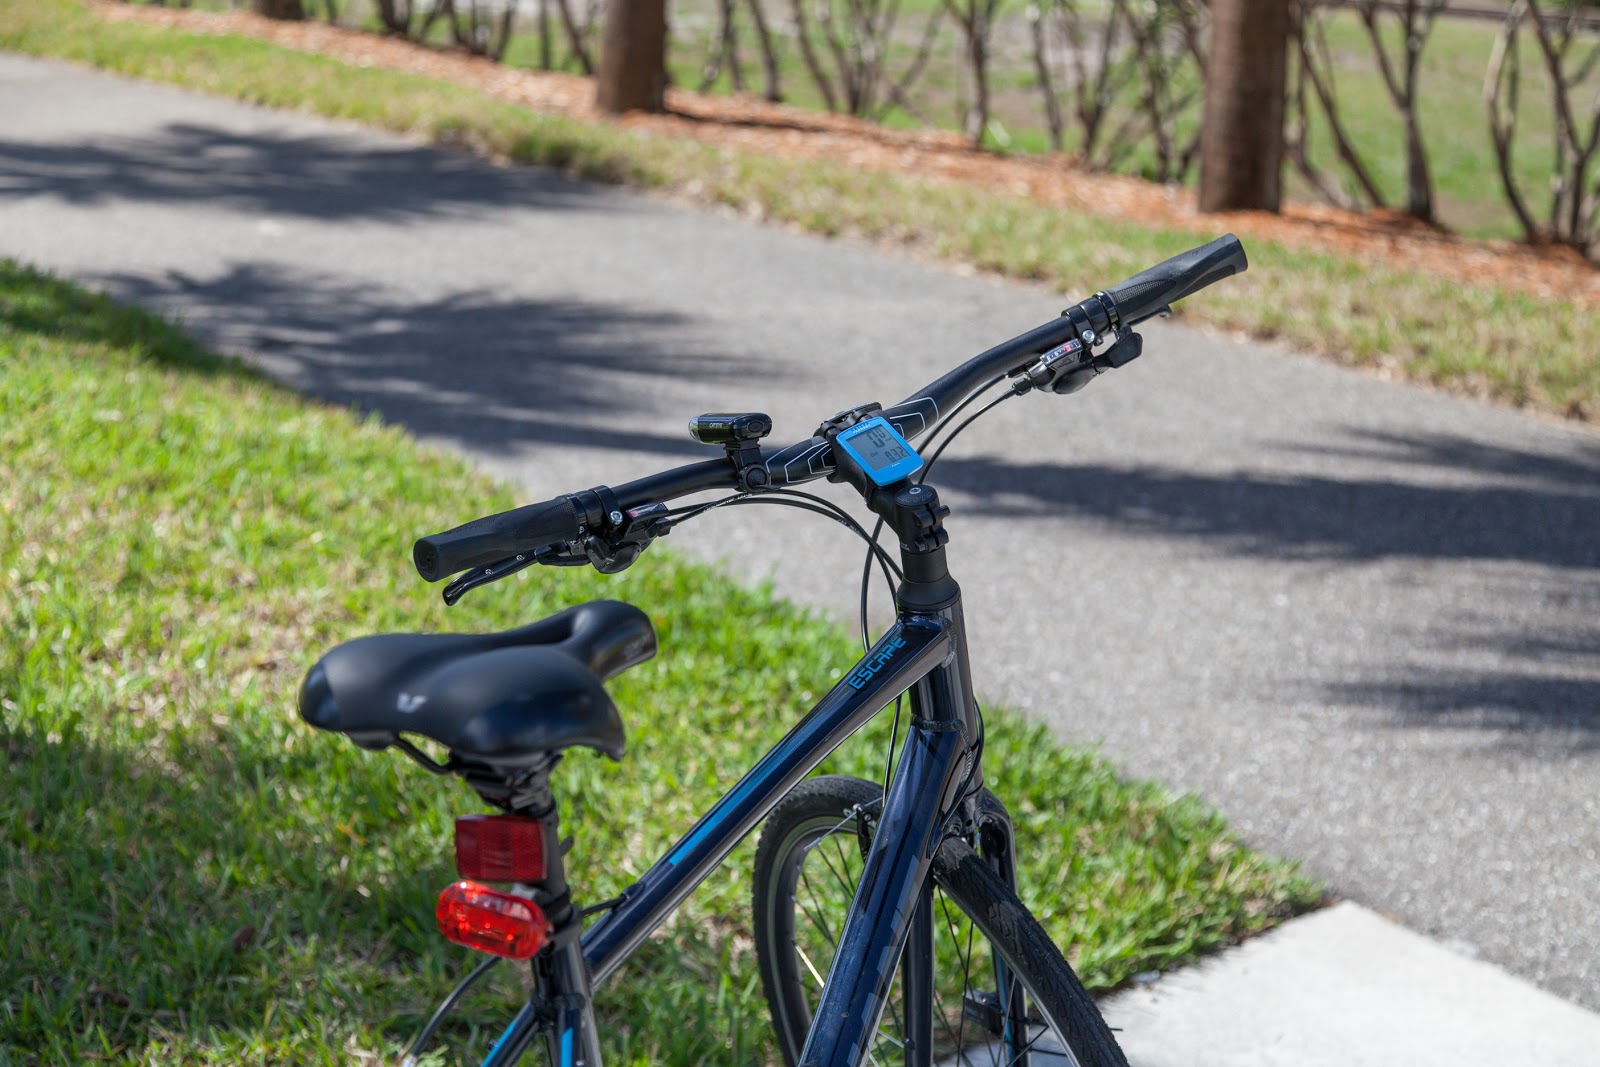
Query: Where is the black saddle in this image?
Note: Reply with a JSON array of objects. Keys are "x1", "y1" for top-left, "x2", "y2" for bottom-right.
[{"x1": 298, "y1": 600, "x2": 656, "y2": 765}]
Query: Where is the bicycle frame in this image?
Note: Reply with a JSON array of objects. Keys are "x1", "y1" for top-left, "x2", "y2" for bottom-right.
[
  {"x1": 383, "y1": 235, "x2": 1250, "y2": 1067},
  {"x1": 476, "y1": 589, "x2": 1006, "y2": 1067}
]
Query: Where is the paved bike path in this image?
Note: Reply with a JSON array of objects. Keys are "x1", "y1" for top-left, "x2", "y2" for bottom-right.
[{"x1": 4, "y1": 52, "x2": 1597, "y2": 1037}]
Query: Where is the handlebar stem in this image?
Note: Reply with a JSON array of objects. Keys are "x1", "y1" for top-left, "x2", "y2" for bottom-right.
[
  {"x1": 887, "y1": 484, "x2": 961, "y2": 612},
  {"x1": 819, "y1": 410, "x2": 961, "y2": 611}
]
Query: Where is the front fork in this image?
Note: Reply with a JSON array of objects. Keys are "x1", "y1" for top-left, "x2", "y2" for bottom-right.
[
  {"x1": 974, "y1": 791, "x2": 1030, "y2": 1065},
  {"x1": 889, "y1": 784, "x2": 1029, "y2": 1067},
  {"x1": 797, "y1": 716, "x2": 969, "y2": 1067}
]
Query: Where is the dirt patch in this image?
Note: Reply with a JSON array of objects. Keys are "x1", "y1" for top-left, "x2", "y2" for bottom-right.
[{"x1": 97, "y1": 2, "x2": 1600, "y2": 308}]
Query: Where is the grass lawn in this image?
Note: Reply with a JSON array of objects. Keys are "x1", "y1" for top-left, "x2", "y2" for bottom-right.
[
  {"x1": 0, "y1": 261, "x2": 1317, "y2": 1064},
  {"x1": 3, "y1": 0, "x2": 1596, "y2": 424}
]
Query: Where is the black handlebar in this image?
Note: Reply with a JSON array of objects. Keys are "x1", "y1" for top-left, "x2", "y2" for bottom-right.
[
  {"x1": 1104, "y1": 234, "x2": 1248, "y2": 329},
  {"x1": 414, "y1": 497, "x2": 582, "y2": 582},
  {"x1": 413, "y1": 236, "x2": 1249, "y2": 582}
]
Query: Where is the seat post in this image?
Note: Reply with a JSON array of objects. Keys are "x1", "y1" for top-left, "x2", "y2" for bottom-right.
[
  {"x1": 520, "y1": 791, "x2": 574, "y2": 931},
  {"x1": 458, "y1": 755, "x2": 577, "y2": 929}
]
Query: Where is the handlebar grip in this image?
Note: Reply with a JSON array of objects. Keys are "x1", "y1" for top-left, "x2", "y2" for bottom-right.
[
  {"x1": 413, "y1": 497, "x2": 582, "y2": 581},
  {"x1": 1105, "y1": 234, "x2": 1248, "y2": 328}
]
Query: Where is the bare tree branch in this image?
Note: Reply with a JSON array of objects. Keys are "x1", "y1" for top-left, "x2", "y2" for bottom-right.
[
  {"x1": 552, "y1": 0, "x2": 594, "y2": 74},
  {"x1": 744, "y1": 0, "x2": 784, "y2": 101},
  {"x1": 1295, "y1": 2, "x2": 1391, "y2": 208}
]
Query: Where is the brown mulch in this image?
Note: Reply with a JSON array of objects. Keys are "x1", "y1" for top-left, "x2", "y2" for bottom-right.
[{"x1": 98, "y1": 3, "x2": 1600, "y2": 307}]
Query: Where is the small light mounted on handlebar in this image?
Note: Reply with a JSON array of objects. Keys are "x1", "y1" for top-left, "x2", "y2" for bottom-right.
[
  {"x1": 689, "y1": 412, "x2": 774, "y2": 492},
  {"x1": 688, "y1": 412, "x2": 773, "y2": 445}
]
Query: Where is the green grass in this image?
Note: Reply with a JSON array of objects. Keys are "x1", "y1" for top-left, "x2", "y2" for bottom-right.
[
  {"x1": 0, "y1": 261, "x2": 1316, "y2": 1064},
  {"x1": 1293, "y1": 11, "x2": 1589, "y2": 239},
  {"x1": 5, "y1": 0, "x2": 1596, "y2": 420}
]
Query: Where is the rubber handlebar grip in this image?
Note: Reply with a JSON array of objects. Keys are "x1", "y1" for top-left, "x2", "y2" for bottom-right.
[
  {"x1": 1105, "y1": 234, "x2": 1248, "y2": 328},
  {"x1": 413, "y1": 497, "x2": 581, "y2": 581}
]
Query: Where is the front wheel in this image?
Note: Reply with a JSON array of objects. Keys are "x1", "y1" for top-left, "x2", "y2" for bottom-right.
[{"x1": 752, "y1": 775, "x2": 1128, "y2": 1067}]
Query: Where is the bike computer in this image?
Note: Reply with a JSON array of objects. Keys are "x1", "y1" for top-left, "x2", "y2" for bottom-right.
[{"x1": 834, "y1": 416, "x2": 923, "y2": 487}]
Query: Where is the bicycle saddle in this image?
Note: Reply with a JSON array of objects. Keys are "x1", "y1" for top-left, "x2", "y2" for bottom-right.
[{"x1": 297, "y1": 600, "x2": 655, "y2": 765}]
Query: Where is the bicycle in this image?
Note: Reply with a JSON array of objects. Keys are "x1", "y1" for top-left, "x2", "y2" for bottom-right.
[{"x1": 298, "y1": 234, "x2": 1249, "y2": 1066}]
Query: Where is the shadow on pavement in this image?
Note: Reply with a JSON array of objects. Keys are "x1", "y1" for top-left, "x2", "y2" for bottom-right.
[
  {"x1": 934, "y1": 429, "x2": 1600, "y2": 571},
  {"x1": 91, "y1": 261, "x2": 761, "y2": 460},
  {"x1": 1283, "y1": 428, "x2": 1600, "y2": 493},
  {"x1": 0, "y1": 122, "x2": 592, "y2": 222},
  {"x1": 1331, "y1": 671, "x2": 1600, "y2": 749},
  {"x1": 935, "y1": 428, "x2": 1600, "y2": 744}
]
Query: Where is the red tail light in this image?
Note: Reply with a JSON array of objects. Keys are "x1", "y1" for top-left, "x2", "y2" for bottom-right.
[
  {"x1": 455, "y1": 814, "x2": 545, "y2": 882},
  {"x1": 436, "y1": 880, "x2": 552, "y2": 960}
]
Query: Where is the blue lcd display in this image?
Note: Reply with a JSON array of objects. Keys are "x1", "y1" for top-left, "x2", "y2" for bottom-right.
[{"x1": 836, "y1": 416, "x2": 924, "y2": 486}]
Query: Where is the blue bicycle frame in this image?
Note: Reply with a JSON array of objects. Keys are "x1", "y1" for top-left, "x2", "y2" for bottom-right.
[
  {"x1": 477, "y1": 593, "x2": 997, "y2": 1067},
  {"x1": 384, "y1": 233, "x2": 1252, "y2": 1067}
]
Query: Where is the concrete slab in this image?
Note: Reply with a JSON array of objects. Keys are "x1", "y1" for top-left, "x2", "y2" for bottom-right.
[{"x1": 1098, "y1": 902, "x2": 1600, "y2": 1066}]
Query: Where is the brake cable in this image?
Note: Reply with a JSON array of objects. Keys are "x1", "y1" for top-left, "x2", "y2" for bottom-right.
[
  {"x1": 660, "y1": 490, "x2": 900, "y2": 576},
  {"x1": 855, "y1": 371, "x2": 1024, "y2": 799},
  {"x1": 857, "y1": 372, "x2": 1024, "y2": 639}
]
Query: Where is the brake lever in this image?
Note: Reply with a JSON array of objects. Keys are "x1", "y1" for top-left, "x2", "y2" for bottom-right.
[
  {"x1": 439, "y1": 501, "x2": 674, "y2": 602},
  {"x1": 442, "y1": 546, "x2": 559, "y2": 606}
]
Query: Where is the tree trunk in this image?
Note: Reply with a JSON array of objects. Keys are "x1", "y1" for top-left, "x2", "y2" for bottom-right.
[
  {"x1": 596, "y1": 0, "x2": 669, "y2": 114},
  {"x1": 964, "y1": 18, "x2": 991, "y2": 144},
  {"x1": 745, "y1": 0, "x2": 783, "y2": 102},
  {"x1": 1198, "y1": 0, "x2": 1290, "y2": 212},
  {"x1": 252, "y1": 0, "x2": 305, "y2": 20},
  {"x1": 538, "y1": 0, "x2": 553, "y2": 69}
]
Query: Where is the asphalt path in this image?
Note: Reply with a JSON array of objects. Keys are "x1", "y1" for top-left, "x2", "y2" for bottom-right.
[{"x1": 4, "y1": 53, "x2": 1597, "y2": 1009}]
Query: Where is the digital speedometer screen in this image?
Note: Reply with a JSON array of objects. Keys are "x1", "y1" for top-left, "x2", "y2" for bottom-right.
[
  {"x1": 853, "y1": 422, "x2": 912, "y2": 471},
  {"x1": 837, "y1": 416, "x2": 923, "y2": 486}
]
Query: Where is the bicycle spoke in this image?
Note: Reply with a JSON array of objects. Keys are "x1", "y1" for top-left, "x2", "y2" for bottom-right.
[
  {"x1": 796, "y1": 943, "x2": 828, "y2": 988},
  {"x1": 756, "y1": 781, "x2": 1118, "y2": 1067},
  {"x1": 796, "y1": 869, "x2": 842, "y2": 952},
  {"x1": 940, "y1": 890, "x2": 976, "y2": 1058},
  {"x1": 799, "y1": 814, "x2": 859, "y2": 857},
  {"x1": 812, "y1": 831, "x2": 856, "y2": 893},
  {"x1": 1005, "y1": 1022, "x2": 1050, "y2": 1065}
]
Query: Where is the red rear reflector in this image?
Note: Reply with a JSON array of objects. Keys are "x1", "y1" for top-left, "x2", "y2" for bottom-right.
[
  {"x1": 455, "y1": 814, "x2": 545, "y2": 882},
  {"x1": 436, "y1": 880, "x2": 552, "y2": 960}
]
